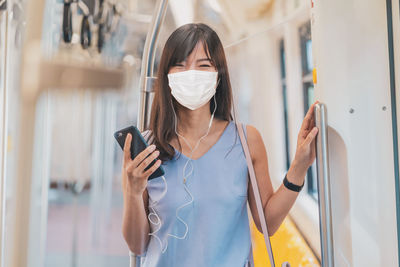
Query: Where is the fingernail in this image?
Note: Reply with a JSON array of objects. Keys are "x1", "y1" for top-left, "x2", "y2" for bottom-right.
[{"x1": 149, "y1": 144, "x2": 156, "y2": 151}]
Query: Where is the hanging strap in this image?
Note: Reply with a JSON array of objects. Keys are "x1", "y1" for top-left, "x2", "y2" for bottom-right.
[{"x1": 236, "y1": 122, "x2": 276, "y2": 267}]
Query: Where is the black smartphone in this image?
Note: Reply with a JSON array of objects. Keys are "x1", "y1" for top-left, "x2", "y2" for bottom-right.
[{"x1": 114, "y1": 126, "x2": 165, "y2": 180}]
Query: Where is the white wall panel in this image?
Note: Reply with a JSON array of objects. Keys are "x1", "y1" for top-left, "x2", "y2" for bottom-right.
[{"x1": 311, "y1": 0, "x2": 398, "y2": 265}]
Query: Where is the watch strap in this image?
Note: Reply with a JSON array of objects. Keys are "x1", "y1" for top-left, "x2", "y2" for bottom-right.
[{"x1": 283, "y1": 174, "x2": 304, "y2": 192}]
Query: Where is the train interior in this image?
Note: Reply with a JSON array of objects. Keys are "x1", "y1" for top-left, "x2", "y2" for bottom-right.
[{"x1": 0, "y1": 0, "x2": 400, "y2": 266}]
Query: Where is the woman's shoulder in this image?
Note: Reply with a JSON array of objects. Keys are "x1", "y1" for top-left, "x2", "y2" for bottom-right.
[
  {"x1": 232, "y1": 120, "x2": 256, "y2": 137},
  {"x1": 232, "y1": 120, "x2": 264, "y2": 151},
  {"x1": 242, "y1": 123, "x2": 265, "y2": 162},
  {"x1": 244, "y1": 124, "x2": 260, "y2": 138}
]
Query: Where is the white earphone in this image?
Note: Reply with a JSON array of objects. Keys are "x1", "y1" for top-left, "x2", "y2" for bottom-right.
[{"x1": 147, "y1": 95, "x2": 218, "y2": 253}]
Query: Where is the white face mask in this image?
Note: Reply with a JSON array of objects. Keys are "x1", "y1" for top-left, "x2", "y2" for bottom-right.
[{"x1": 168, "y1": 70, "x2": 218, "y2": 110}]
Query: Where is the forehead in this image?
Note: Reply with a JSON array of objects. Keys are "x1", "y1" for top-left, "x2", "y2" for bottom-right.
[{"x1": 184, "y1": 41, "x2": 211, "y2": 61}]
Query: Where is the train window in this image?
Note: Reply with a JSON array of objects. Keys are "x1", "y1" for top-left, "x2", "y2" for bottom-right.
[
  {"x1": 300, "y1": 22, "x2": 313, "y2": 75},
  {"x1": 279, "y1": 39, "x2": 290, "y2": 170},
  {"x1": 299, "y1": 21, "x2": 318, "y2": 199}
]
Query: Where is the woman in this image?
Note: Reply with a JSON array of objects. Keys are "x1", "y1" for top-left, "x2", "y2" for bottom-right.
[{"x1": 121, "y1": 23, "x2": 318, "y2": 267}]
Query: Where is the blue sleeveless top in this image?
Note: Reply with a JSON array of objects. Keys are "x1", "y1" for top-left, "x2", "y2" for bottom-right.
[{"x1": 141, "y1": 120, "x2": 251, "y2": 267}]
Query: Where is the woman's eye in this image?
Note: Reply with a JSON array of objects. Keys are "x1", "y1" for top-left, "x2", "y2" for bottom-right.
[
  {"x1": 174, "y1": 63, "x2": 184, "y2": 67},
  {"x1": 200, "y1": 64, "x2": 211, "y2": 67}
]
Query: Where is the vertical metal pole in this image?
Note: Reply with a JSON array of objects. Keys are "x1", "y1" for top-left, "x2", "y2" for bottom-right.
[
  {"x1": 10, "y1": 0, "x2": 46, "y2": 266},
  {"x1": 314, "y1": 103, "x2": 334, "y2": 267},
  {"x1": 132, "y1": 0, "x2": 168, "y2": 266},
  {"x1": 129, "y1": 251, "x2": 145, "y2": 267},
  {"x1": 386, "y1": 0, "x2": 400, "y2": 265},
  {"x1": 0, "y1": 6, "x2": 8, "y2": 267},
  {"x1": 136, "y1": 0, "x2": 168, "y2": 132}
]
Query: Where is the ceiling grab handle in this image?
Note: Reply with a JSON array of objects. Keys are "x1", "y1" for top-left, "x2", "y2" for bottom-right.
[
  {"x1": 314, "y1": 103, "x2": 335, "y2": 267},
  {"x1": 136, "y1": 0, "x2": 169, "y2": 132}
]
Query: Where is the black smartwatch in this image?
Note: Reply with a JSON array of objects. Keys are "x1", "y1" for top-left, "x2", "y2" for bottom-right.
[{"x1": 283, "y1": 174, "x2": 304, "y2": 192}]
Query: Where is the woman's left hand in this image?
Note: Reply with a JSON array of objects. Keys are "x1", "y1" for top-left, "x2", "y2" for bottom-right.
[{"x1": 288, "y1": 101, "x2": 320, "y2": 183}]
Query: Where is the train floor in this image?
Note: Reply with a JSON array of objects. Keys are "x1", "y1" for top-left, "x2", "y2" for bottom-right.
[{"x1": 45, "y1": 186, "x2": 320, "y2": 267}]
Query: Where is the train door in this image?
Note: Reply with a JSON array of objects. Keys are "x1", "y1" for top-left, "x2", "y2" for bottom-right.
[{"x1": 311, "y1": 0, "x2": 400, "y2": 266}]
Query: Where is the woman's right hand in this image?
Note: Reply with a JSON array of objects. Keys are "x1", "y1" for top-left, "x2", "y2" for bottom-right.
[{"x1": 122, "y1": 133, "x2": 162, "y2": 197}]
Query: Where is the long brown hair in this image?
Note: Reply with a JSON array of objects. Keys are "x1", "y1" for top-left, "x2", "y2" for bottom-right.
[{"x1": 148, "y1": 23, "x2": 235, "y2": 161}]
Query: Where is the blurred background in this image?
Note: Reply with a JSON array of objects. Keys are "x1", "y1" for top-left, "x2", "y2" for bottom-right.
[{"x1": 0, "y1": 0, "x2": 399, "y2": 266}]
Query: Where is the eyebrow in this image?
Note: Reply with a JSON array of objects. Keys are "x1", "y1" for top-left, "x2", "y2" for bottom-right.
[{"x1": 196, "y1": 58, "x2": 212, "y2": 63}]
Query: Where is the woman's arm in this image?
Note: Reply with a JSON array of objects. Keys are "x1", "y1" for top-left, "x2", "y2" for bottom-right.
[
  {"x1": 247, "y1": 101, "x2": 319, "y2": 235},
  {"x1": 122, "y1": 189, "x2": 150, "y2": 255},
  {"x1": 121, "y1": 132, "x2": 162, "y2": 254}
]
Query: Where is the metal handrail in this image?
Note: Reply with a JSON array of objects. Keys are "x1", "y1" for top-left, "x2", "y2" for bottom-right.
[
  {"x1": 314, "y1": 103, "x2": 334, "y2": 267},
  {"x1": 136, "y1": 0, "x2": 169, "y2": 132},
  {"x1": 0, "y1": 7, "x2": 8, "y2": 267},
  {"x1": 131, "y1": 0, "x2": 169, "y2": 266}
]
